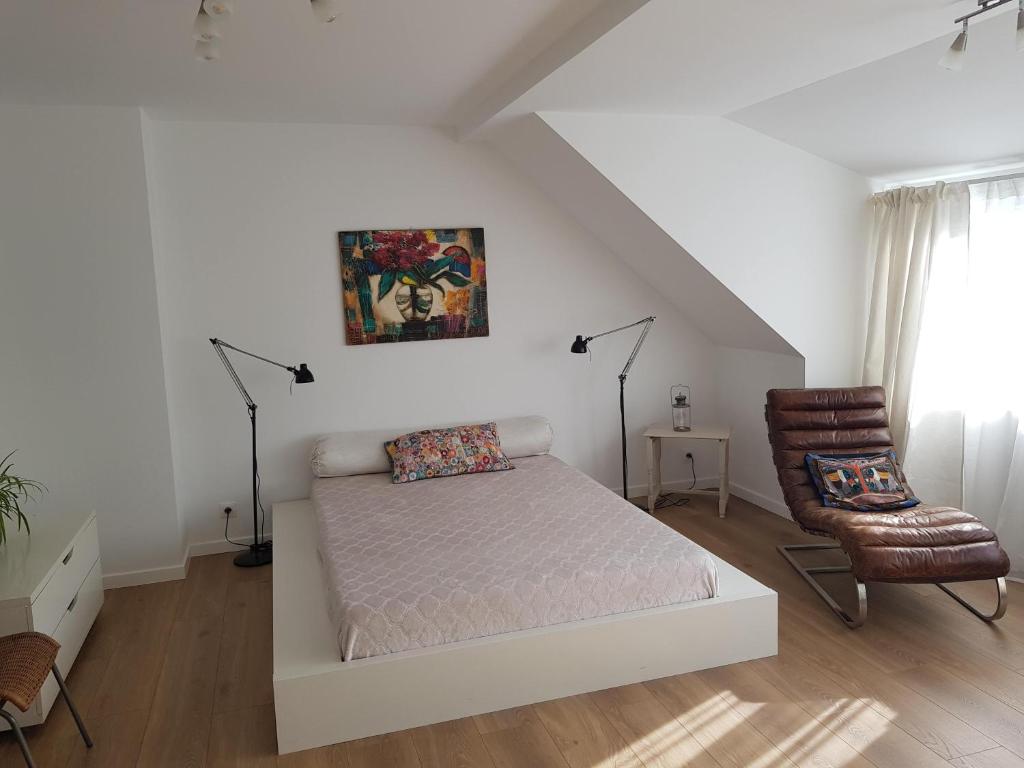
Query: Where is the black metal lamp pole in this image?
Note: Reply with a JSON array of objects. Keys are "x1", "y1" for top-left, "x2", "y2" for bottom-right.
[
  {"x1": 570, "y1": 316, "x2": 655, "y2": 505},
  {"x1": 210, "y1": 338, "x2": 314, "y2": 568}
]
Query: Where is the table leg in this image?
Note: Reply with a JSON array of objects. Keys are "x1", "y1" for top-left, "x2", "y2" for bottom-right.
[
  {"x1": 646, "y1": 438, "x2": 655, "y2": 513},
  {"x1": 718, "y1": 438, "x2": 730, "y2": 518}
]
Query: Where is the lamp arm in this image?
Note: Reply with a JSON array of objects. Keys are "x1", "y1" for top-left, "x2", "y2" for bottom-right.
[
  {"x1": 211, "y1": 340, "x2": 255, "y2": 410},
  {"x1": 586, "y1": 315, "x2": 656, "y2": 343},
  {"x1": 619, "y1": 317, "x2": 655, "y2": 380},
  {"x1": 211, "y1": 338, "x2": 298, "y2": 374}
]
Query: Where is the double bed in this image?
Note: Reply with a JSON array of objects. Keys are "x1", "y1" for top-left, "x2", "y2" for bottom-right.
[{"x1": 273, "y1": 416, "x2": 776, "y2": 754}]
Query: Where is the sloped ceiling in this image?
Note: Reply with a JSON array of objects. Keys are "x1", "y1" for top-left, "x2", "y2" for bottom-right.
[
  {"x1": 488, "y1": 114, "x2": 798, "y2": 356},
  {"x1": 462, "y1": 0, "x2": 994, "y2": 133},
  {"x1": 730, "y1": 11, "x2": 1024, "y2": 180}
]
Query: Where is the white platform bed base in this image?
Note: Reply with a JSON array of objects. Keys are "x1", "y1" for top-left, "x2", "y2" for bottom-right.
[{"x1": 272, "y1": 499, "x2": 778, "y2": 755}]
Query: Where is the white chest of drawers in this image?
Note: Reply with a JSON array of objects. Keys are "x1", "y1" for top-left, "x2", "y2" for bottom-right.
[{"x1": 0, "y1": 510, "x2": 103, "y2": 728}]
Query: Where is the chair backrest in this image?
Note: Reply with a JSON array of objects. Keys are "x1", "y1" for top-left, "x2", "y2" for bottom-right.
[{"x1": 765, "y1": 386, "x2": 895, "y2": 532}]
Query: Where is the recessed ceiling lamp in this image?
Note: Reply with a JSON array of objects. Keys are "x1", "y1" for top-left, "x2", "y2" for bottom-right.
[
  {"x1": 192, "y1": 0, "x2": 337, "y2": 62},
  {"x1": 939, "y1": 0, "x2": 1023, "y2": 70}
]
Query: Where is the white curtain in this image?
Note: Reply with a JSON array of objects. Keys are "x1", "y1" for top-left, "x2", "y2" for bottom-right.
[
  {"x1": 863, "y1": 182, "x2": 970, "y2": 455},
  {"x1": 875, "y1": 177, "x2": 1024, "y2": 577}
]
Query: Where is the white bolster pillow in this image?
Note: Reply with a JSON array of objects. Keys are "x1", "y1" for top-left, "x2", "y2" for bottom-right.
[{"x1": 311, "y1": 415, "x2": 554, "y2": 478}]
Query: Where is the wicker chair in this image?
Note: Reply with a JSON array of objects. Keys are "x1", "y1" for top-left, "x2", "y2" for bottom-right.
[{"x1": 0, "y1": 633, "x2": 93, "y2": 767}]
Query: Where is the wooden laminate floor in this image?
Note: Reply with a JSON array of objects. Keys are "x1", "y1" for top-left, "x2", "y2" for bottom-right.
[{"x1": 4, "y1": 495, "x2": 1024, "y2": 767}]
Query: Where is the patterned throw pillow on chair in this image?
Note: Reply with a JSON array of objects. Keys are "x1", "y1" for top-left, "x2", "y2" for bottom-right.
[
  {"x1": 385, "y1": 422, "x2": 513, "y2": 484},
  {"x1": 805, "y1": 450, "x2": 920, "y2": 511}
]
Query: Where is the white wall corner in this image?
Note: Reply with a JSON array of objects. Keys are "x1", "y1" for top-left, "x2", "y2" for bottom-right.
[
  {"x1": 729, "y1": 483, "x2": 791, "y2": 520},
  {"x1": 533, "y1": 110, "x2": 874, "y2": 387}
]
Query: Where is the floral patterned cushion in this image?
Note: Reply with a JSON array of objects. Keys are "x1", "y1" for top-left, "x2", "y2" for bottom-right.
[{"x1": 384, "y1": 422, "x2": 513, "y2": 484}]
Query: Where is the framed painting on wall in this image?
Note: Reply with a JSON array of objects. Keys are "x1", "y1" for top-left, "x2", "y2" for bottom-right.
[{"x1": 339, "y1": 228, "x2": 489, "y2": 345}]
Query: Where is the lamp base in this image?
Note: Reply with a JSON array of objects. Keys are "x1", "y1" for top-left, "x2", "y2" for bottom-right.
[{"x1": 234, "y1": 541, "x2": 272, "y2": 568}]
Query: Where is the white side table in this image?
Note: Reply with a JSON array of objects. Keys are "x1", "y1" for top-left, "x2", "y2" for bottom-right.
[{"x1": 644, "y1": 425, "x2": 731, "y2": 517}]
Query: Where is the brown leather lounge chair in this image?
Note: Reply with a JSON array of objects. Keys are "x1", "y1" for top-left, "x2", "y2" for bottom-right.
[{"x1": 765, "y1": 386, "x2": 1010, "y2": 628}]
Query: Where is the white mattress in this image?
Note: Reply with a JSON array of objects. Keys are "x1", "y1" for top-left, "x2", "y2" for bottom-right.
[{"x1": 311, "y1": 454, "x2": 719, "y2": 660}]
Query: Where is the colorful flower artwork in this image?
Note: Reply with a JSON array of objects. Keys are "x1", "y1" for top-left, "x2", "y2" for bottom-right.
[{"x1": 339, "y1": 228, "x2": 488, "y2": 345}]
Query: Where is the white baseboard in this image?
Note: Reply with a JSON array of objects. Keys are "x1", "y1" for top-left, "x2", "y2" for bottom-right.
[
  {"x1": 621, "y1": 475, "x2": 719, "y2": 500},
  {"x1": 102, "y1": 559, "x2": 189, "y2": 590},
  {"x1": 625, "y1": 474, "x2": 792, "y2": 520},
  {"x1": 187, "y1": 534, "x2": 256, "y2": 558},
  {"x1": 102, "y1": 535, "x2": 262, "y2": 589},
  {"x1": 728, "y1": 483, "x2": 791, "y2": 519}
]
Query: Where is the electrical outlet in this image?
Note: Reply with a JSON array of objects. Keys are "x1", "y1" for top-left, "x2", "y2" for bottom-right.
[
  {"x1": 220, "y1": 502, "x2": 236, "y2": 517},
  {"x1": 685, "y1": 452, "x2": 693, "y2": 459}
]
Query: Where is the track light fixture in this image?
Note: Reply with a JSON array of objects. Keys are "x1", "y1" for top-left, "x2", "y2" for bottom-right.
[
  {"x1": 939, "y1": 0, "x2": 1023, "y2": 69},
  {"x1": 311, "y1": 0, "x2": 340, "y2": 24},
  {"x1": 202, "y1": 0, "x2": 233, "y2": 17},
  {"x1": 193, "y1": 8, "x2": 221, "y2": 43},
  {"x1": 194, "y1": 38, "x2": 221, "y2": 62},
  {"x1": 191, "y1": 0, "x2": 338, "y2": 62}
]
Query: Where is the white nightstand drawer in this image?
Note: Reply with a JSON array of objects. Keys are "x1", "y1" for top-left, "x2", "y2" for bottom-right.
[
  {"x1": 31, "y1": 517, "x2": 100, "y2": 635},
  {"x1": 34, "y1": 558, "x2": 105, "y2": 720}
]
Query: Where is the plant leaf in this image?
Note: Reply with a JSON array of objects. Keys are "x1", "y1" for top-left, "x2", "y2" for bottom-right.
[
  {"x1": 0, "y1": 449, "x2": 43, "y2": 544},
  {"x1": 377, "y1": 270, "x2": 396, "y2": 301},
  {"x1": 413, "y1": 265, "x2": 432, "y2": 286},
  {"x1": 426, "y1": 255, "x2": 454, "y2": 276},
  {"x1": 438, "y1": 271, "x2": 471, "y2": 288}
]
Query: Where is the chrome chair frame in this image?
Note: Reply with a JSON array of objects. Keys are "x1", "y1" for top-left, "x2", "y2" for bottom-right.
[{"x1": 778, "y1": 542, "x2": 1007, "y2": 629}]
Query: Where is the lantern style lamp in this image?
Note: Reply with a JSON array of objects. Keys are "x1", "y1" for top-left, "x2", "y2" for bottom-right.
[{"x1": 671, "y1": 385, "x2": 692, "y2": 432}]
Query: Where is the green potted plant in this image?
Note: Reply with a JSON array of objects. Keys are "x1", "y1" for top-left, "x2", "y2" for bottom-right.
[{"x1": 0, "y1": 451, "x2": 44, "y2": 545}]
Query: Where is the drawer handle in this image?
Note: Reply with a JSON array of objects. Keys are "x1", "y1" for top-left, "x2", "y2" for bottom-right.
[
  {"x1": 67, "y1": 592, "x2": 79, "y2": 612},
  {"x1": 62, "y1": 547, "x2": 74, "y2": 565}
]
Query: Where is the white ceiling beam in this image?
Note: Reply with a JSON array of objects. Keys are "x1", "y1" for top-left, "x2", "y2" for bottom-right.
[{"x1": 455, "y1": 0, "x2": 650, "y2": 140}]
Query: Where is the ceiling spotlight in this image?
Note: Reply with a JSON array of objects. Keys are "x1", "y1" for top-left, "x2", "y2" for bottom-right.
[
  {"x1": 195, "y1": 38, "x2": 221, "y2": 62},
  {"x1": 311, "y1": 0, "x2": 340, "y2": 23},
  {"x1": 939, "y1": 20, "x2": 969, "y2": 70},
  {"x1": 202, "y1": 0, "x2": 233, "y2": 17},
  {"x1": 1017, "y1": 0, "x2": 1024, "y2": 52},
  {"x1": 193, "y1": 9, "x2": 221, "y2": 42},
  {"x1": 939, "y1": 0, "x2": 1023, "y2": 70}
]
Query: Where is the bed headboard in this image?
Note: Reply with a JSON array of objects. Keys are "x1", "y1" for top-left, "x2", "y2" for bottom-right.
[{"x1": 311, "y1": 415, "x2": 554, "y2": 478}]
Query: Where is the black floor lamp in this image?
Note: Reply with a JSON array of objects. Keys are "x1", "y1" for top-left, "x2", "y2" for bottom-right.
[
  {"x1": 210, "y1": 338, "x2": 314, "y2": 568},
  {"x1": 571, "y1": 316, "x2": 655, "y2": 505}
]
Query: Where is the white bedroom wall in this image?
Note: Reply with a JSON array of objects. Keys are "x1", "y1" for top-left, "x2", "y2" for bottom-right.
[
  {"x1": 523, "y1": 112, "x2": 873, "y2": 510},
  {"x1": 539, "y1": 112, "x2": 874, "y2": 387},
  {"x1": 0, "y1": 105, "x2": 184, "y2": 577},
  {"x1": 143, "y1": 119, "x2": 720, "y2": 545},
  {"x1": 715, "y1": 347, "x2": 805, "y2": 515}
]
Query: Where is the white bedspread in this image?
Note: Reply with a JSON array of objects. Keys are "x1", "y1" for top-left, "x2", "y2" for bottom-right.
[{"x1": 311, "y1": 454, "x2": 718, "y2": 660}]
